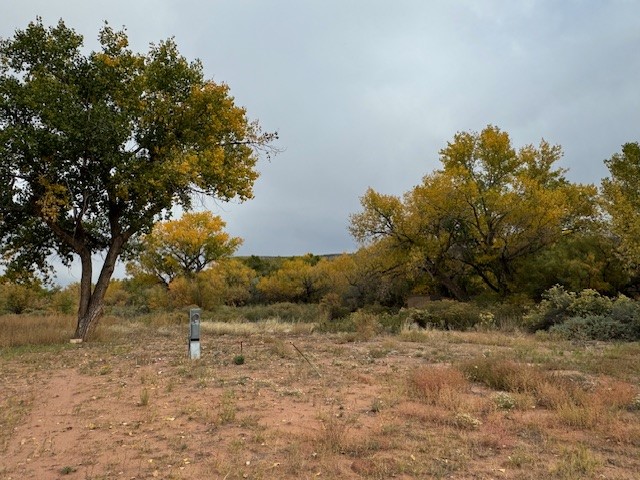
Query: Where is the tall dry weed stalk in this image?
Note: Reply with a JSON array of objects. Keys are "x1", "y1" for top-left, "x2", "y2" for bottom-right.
[{"x1": 0, "y1": 314, "x2": 75, "y2": 347}]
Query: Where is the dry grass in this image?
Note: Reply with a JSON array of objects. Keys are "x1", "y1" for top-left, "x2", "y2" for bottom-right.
[
  {"x1": 0, "y1": 313, "x2": 638, "y2": 479},
  {"x1": 407, "y1": 365, "x2": 468, "y2": 407},
  {"x1": 202, "y1": 319, "x2": 315, "y2": 336},
  {"x1": 0, "y1": 314, "x2": 76, "y2": 347}
]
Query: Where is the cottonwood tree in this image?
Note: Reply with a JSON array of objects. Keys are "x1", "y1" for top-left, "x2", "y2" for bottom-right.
[
  {"x1": 0, "y1": 19, "x2": 276, "y2": 339},
  {"x1": 127, "y1": 211, "x2": 242, "y2": 287},
  {"x1": 351, "y1": 125, "x2": 596, "y2": 299},
  {"x1": 602, "y1": 142, "x2": 640, "y2": 272},
  {"x1": 168, "y1": 258, "x2": 255, "y2": 309},
  {"x1": 256, "y1": 255, "x2": 325, "y2": 303}
]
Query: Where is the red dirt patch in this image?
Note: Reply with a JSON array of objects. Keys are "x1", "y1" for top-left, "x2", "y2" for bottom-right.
[{"x1": 1, "y1": 329, "x2": 639, "y2": 479}]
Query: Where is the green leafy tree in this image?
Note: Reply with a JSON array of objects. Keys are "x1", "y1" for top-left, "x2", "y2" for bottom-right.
[
  {"x1": 514, "y1": 232, "x2": 629, "y2": 298},
  {"x1": 0, "y1": 19, "x2": 276, "y2": 339},
  {"x1": 602, "y1": 142, "x2": 640, "y2": 273},
  {"x1": 351, "y1": 126, "x2": 596, "y2": 300},
  {"x1": 127, "y1": 211, "x2": 242, "y2": 287}
]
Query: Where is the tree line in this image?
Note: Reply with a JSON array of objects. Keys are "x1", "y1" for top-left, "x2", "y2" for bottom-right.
[{"x1": 1, "y1": 20, "x2": 639, "y2": 339}]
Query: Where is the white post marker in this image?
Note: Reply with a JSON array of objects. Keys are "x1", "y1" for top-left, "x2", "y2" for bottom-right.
[{"x1": 188, "y1": 308, "x2": 201, "y2": 359}]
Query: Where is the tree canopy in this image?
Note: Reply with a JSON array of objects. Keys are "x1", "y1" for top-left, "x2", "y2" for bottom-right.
[
  {"x1": 350, "y1": 125, "x2": 597, "y2": 300},
  {"x1": 602, "y1": 142, "x2": 640, "y2": 271},
  {"x1": 127, "y1": 211, "x2": 242, "y2": 287},
  {"x1": 0, "y1": 19, "x2": 276, "y2": 338}
]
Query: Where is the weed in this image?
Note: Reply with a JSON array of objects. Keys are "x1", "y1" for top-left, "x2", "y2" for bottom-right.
[
  {"x1": 594, "y1": 378, "x2": 637, "y2": 410},
  {"x1": 352, "y1": 310, "x2": 382, "y2": 340},
  {"x1": 165, "y1": 378, "x2": 175, "y2": 393},
  {"x1": 0, "y1": 393, "x2": 34, "y2": 452},
  {"x1": 555, "y1": 401, "x2": 602, "y2": 429},
  {"x1": 451, "y1": 412, "x2": 482, "y2": 429},
  {"x1": 368, "y1": 346, "x2": 390, "y2": 358},
  {"x1": 370, "y1": 397, "x2": 384, "y2": 413},
  {"x1": 408, "y1": 366, "x2": 468, "y2": 407},
  {"x1": 314, "y1": 412, "x2": 351, "y2": 453},
  {"x1": 218, "y1": 390, "x2": 237, "y2": 424},
  {"x1": 459, "y1": 356, "x2": 546, "y2": 394},
  {"x1": 233, "y1": 354, "x2": 245, "y2": 365},
  {"x1": 398, "y1": 328, "x2": 431, "y2": 343},
  {"x1": 202, "y1": 319, "x2": 315, "y2": 336},
  {"x1": 552, "y1": 445, "x2": 600, "y2": 478},
  {"x1": 505, "y1": 448, "x2": 536, "y2": 469},
  {"x1": 493, "y1": 391, "x2": 516, "y2": 410},
  {"x1": 266, "y1": 337, "x2": 290, "y2": 358},
  {"x1": 0, "y1": 314, "x2": 76, "y2": 347},
  {"x1": 238, "y1": 414, "x2": 262, "y2": 429},
  {"x1": 139, "y1": 388, "x2": 149, "y2": 407},
  {"x1": 2, "y1": 312, "x2": 639, "y2": 479}
]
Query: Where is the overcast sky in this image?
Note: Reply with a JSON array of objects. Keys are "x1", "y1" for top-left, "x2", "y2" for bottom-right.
[{"x1": 3, "y1": 1, "x2": 640, "y2": 283}]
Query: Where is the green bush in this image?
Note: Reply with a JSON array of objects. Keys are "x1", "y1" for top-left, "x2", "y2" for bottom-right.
[
  {"x1": 402, "y1": 300, "x2": 483, "y2": 331},
  {"x1": 49, "y1": 287, "x2": 78, "y2": 315},
  {"x1": 314, "y1": 315, "x2": 355, "y2": 333},
  {"x1": 550, "y1": 315, "x2": 638, "y2": 341},
  {"x1": 486, "y1": 300, "x2": 530, "y2": 331},
  {"x1": 0, "y1": 283, "x2": 42, "y2": 314},
  {"x1": 529, "y1": 286, "x2": 640, "y2": 341},
  {"x1": 319, "y1": 293, "x2": 352, "y2": 321},
  {"x1": 315, "y1": 308, "x2": 405, "y2": 335},
  {"x1": 525, "y1": 286, "x2": 616, "y2": 331},
  {"x1": 378, "y1": 311, "x2": 404, "y2": 334},
  {"x1": 524, "y1": 285, "x2": 575, "y2": 331},
  {"x1": 610, "y1": 295, "x2": 640, "y2": 323},
  {"x1": 566, "y1": 289, "x2": 612, "y2": 317}
]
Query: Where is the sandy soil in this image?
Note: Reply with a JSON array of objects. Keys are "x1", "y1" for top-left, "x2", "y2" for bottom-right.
[{"x1": 1, "y1": 327, "x2": 639, "y2": 479}]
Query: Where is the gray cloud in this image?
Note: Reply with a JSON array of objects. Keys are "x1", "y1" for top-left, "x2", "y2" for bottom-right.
[{"x1": 2, "y1": 1, "x2": 639, "y2": 283}]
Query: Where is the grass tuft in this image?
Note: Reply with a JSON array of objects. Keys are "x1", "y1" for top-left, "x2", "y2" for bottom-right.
[{"x1": 408, "y1": 366, "x2": 468, "y2": 408}]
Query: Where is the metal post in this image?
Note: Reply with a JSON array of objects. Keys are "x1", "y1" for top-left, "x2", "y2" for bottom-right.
[{"x1": 188, "y1": 308, "x2": 201, "y2": 359}]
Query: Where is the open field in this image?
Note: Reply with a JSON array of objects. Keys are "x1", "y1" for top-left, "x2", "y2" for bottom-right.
[{"x1": 1, "y1": 315, "x2": 639, "y2": 479}]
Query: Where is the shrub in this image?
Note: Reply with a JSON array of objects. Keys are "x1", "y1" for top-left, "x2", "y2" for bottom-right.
[
  {"x1": 566, "y1": 289, "x2": 612, "y2": 318},
  {"x1": 459, "y1": 356, "x2": 546, "y2": 394},
  {"x1": 319, "y1": 293, "x2": 352, "y2": 320},
  {"x1": 0, "y1": 283, "x2": 42, "y2": 314},
  {"x1": 550, "y1": 315, "x2": 639, "y2": 341},
  {"x1": 408, "y1": 366, "x2": 468, "y2": 405},
  {"x1": 49, "y1": 285, "x2": 79, "y2": 314},
  {"x1": 524, "y1": 285, "x2": 575, "y2": 331},
  {"x1": 315, "y1": 315, "x2": 355, "y2": 333},
  {"x1": 493, "y1": 391, "x2": 516, "y2": 410},
  {"x1": 210, "y1": 303, "x2": 322, "y2": 324},
  {"x1": 351, "y1": 310, "x2": 382, "y2": 340},
  {"x1": 525, "y1": 286, "x2": 640, "y2": 340},
  {"x1": 610, "y1": 295, "x2": 640, "y2": 323},
  {"x1": 377, "y1": 311, "x2": 404, "y2": 334},
  {"x1": 489, "y1": 297, "x2": 531, "y2": 329},
  {"x1": 402, "y1": 300, "x2": 483, "y2": 331}
]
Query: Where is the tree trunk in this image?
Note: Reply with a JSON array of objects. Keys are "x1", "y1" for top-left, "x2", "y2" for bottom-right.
[
  {"x1": 434, "y1": 270, "x2": 470, "y2": 302},
  {"x1": 74, "y1": 301, "x2": 103, "y2": 340},
  {"x1": 77, "y1": 250, "x2": 93, "y2": 320},
  {"x1": 423, "y1": 261, "x2": 469, "y2": 302},
  {"x1": 73, "y1": 236, "x2": 125, "y2": 340}
]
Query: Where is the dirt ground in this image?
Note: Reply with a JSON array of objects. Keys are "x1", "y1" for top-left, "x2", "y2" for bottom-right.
[{"x1": 1, "y1": 325, "x2": 639, "y2": 479}]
